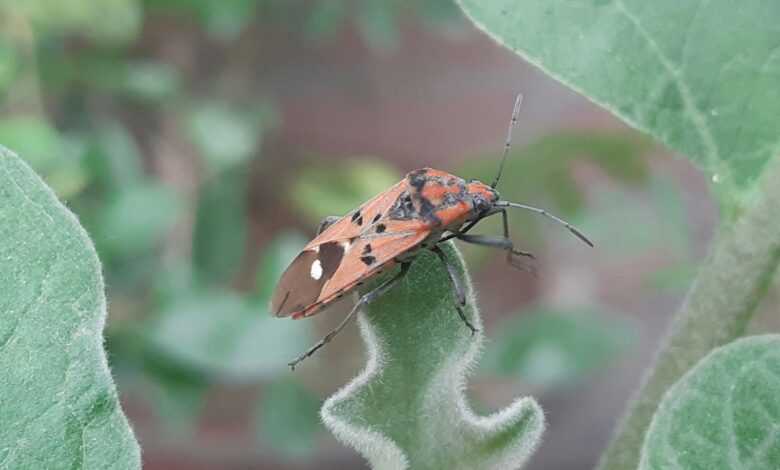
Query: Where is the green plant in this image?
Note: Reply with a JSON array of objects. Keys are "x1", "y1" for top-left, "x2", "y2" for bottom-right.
[
  {"x1": 319, "y1": 1, "x2": 780, "y2": 468},
  {"x1": 322, "y1": 244, "x2": 544, "y2": 470},
  {"x1": 0, "y1": 147, "x2": 140, "y2": 468}
]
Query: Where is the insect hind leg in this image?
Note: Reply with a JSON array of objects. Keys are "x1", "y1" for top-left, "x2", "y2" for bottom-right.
[
  {"x1": 288, "y1": 262, "x2": 411, "y2": 370},
  {"x1": 431, "y1": 245, "x2": 478, "y2": 335}
]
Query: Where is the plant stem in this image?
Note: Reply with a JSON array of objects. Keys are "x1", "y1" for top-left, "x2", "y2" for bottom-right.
[{"x1": 598, "y1": 157, "x2": 780, "y2": 470}]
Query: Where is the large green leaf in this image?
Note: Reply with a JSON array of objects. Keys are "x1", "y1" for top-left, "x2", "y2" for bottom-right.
[
  {"x1": 0, "y1": 147, "x2": 140, "y2": 468},
  {"x1": 640, "y1": 335, "x2": 780, "y2": 470},
  {"x1": 322, "y1": 243, "x2": 544, "y2": 470},
  {"x1": 456, "y1": 0, "x2": 780, "y2": 198}
]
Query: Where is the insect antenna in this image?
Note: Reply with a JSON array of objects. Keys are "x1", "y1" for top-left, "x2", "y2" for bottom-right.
[
  {"x1": 495, "y1": 201, "x2": 594, "y2": 247},
  {"x1": 491, "y1": 93, "x2": 524, "y2": 190}
]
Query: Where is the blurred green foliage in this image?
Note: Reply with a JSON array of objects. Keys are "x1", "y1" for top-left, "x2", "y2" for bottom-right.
[
  {"x1": 482, "y1": 308, "x2": 634, "y2": 388},
  {"x1": 256, "y1": 378, "x2": 322, "y2": 458},
  {"x1": 0, "y1": 0, "x2": 668, "y2": 463},
  {"x1": 289, "y1": 158, "x2": 402, "y2": 224},
  {"x1": 460, "y1": 132, "x2": 651, "y2": 216},
  {"x1": 148, "y1": 233, "x2": 312, "y2": 383}
]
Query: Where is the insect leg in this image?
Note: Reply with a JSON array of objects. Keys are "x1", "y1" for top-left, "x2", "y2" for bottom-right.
[
  {"x1": 456, "y1": 211, "x2": 537, "y2": 274},
  {"x1": 498, "y1": 208, "x2": 536, "y2": 261},
  {"x1": 317, "y1": 215, "x2": 341, "y2": 235},
  {"x1": 439, "y1": 218, "x2": 481, "y2": 243},
  {"x1": 288, "y1": 262, "x2": 411, "y2": 370},
  {"x1": 430, "y1": 245, "x2": 478, "y2": 335}
]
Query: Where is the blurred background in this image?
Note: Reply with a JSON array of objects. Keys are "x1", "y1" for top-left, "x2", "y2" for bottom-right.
[{"x1": 0, "y1": 1, "x2": 722, "y2": 469}]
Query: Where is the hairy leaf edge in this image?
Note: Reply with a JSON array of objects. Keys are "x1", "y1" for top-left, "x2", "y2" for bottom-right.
[
  {"x1": 638, "y1": 334, "x2": 780, "y2": 470},
  {"x1": 320, "y1": 251, "x2": 545, "y2": 470},
  {"x1": 0, "y1": 146, "x2": 142, "y2": 465}
]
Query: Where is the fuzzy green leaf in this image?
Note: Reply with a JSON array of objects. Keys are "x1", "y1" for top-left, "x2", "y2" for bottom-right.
[
  {"x1": 456, "y1": 0, "x2": 780, "y2": 199},
  {"x1": 321, "y1": 243, "x2": 544, "y2": 470},
  {"x1": 0, "y1": 146, "x2": 140, "y2": 468},
  {"x1": 640, "y1": 335, "x2": 780, "y2": 470}
]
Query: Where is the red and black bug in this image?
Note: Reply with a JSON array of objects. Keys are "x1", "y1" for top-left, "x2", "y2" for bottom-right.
[{"x1": 272, "y1": 95, "x2": 593, "y2": 370}]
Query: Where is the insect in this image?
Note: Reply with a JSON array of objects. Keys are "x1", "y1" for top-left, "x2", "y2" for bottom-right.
[{"x1": 272, "y1": 94, "x2": 593, "y2": 370}]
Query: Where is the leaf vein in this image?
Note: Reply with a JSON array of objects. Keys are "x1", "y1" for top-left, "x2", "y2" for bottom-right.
[{"x1": 614, "y1": 0, "x2": 726, "y2": 181}]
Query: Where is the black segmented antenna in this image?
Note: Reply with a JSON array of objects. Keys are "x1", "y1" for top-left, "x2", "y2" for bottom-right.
[
  {"x1": 491, "y1": 93, "x2": 524, "y2": 189},
  {"x1": 495, "y1": 201, "x2": 595, "y2": 247}
]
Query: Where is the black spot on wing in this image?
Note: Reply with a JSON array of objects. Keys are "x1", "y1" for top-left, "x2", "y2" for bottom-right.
[
  {"x1": 360, "y1": 255, "x2": 376, "y2": 266},
  {"x1": 362, "y1": 244, "x2": 372, "y2": 254},
  {"x1": 319, "y1": 242, "x2": 346, "y2": 275},
  {"x1": 372, "y1": 213, "x2": 382, "y2": 223},
  {"x1": 375, "y1": 224, "x2": 386, "y2": 233},
  {"x1": 351, "y1": 210, "x2": 363, "y2": 226}
]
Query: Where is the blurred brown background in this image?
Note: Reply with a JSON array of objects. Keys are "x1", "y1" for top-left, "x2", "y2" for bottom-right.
[{"x1": 0, "y1": 1, "x2": 719, "y2": 468}]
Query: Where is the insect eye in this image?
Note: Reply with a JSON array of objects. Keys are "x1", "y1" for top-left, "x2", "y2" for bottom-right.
[{"x1": 474, "y1": 197, "x2": 492, "y2": 212}]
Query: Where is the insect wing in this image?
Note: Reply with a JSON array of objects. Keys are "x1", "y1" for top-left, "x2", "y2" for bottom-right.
[
  {"x1": 314, "y1": 226, "x2": 427, "y2": 306},
  {"x1": 271, "y1": 180, "x2": 409, "y2": 318},
  {"x1": 302, "y1": 180, "x2": 406, "y2": 247}
]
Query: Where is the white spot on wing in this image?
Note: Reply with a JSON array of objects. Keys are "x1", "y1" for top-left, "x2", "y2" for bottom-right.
[{"x1": 310, "y1": 259, "x2": 323, "y2": 280}]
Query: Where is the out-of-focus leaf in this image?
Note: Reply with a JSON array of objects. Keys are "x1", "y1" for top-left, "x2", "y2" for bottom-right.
[
  {"x1": 482, "y1": 308, "x2": 633, "y2": 387},
  {"x1": 578, "y1": 176, "x2": 690, "y2": 259},
  {"x1": 193, "y1": 168, "x2": 248, "y2": 284},
  {"x1": 4, "y1": 0, "x2": 141, "y2": 44},
  {"x1": 88, "y1": 120, "x2": 145, "y2": 191},
  {"x1": 461, "y1": 131, "x2": 651, "y2": 217},
  {"x1": 186, "y1": 102, "x2": 271, "y2": 172},
  {"x1": 415, "y1": 0, "x2": 465, "y2": 27},
  {"x1": 356, "y1": 0, "x2": 400, "y2": 51},
  {"x1": 0, "y1": 43, "x2": 18, "y2": 91},
  {"x1": 96, "y1": 183, "x2": 181, "y2": 257},
  {"x1": 457, "y1": 132, "x2": 651, "y2": 269},
  {"x1": 147, "y1": 289, "x2": 312, "y2": 382},
  {"x1": 122, "y1": 60, "x2": 181, "y2": 101},
  {"x1": 646, "y1": 263, "x2": 698, "y2": 292},
  {"x1": 0, "y1": 117, "x2": 63, "y2": 169},
  {"x1": 0, "y1": 147, "x2": 140, "y2": 468},
  {"x1": 149, "y1": 232, "x2": 311, "y2": 382},
  {"x1": 144, "y1": 0, "x2": 256, "y2": 40},
  {"x1": 256, "y1": 378, "x2": 322, "y2": 458},
  {"x1": 289, "y1": 159, "x2": 401, "y2": 225},
  {"x1": 145, "y1": 374, "x2": 205, "y2": 434},
  {"x1": 640, "y1": 335, "x2": 780, "y2": 470},
  {"x1": 0, "y1": 117, "x2": 89, "y2": 198},
  {"x1": 200, "y1": 0, "x2": 257, "y2": 40},
  {"x1": 304, "y1": 0, "x2": 348, "y2": 41}
]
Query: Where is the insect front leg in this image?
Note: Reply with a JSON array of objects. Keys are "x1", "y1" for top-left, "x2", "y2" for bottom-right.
[
  {"x1": 288, "y1": 262, "x2": 411, "y2": 370},
  {"x1": 431, "y1": 245, "x2": 478, "y2": 335},
  {"x1": 456, "y1": 210, "x2": 536, "y2": 274},
  {"x1": 317, "y1": 215, "x2": 341, "y2": 235}
]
